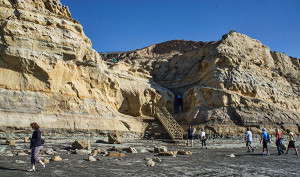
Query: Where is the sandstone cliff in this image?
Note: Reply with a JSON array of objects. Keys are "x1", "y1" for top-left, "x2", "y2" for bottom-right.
[
  {"x1": 0, "y1": 0, "x2": 299, "y2": 136},
  {"x1": 101, "y1": 32, "x2": 300, "y2": 135},
  {"x1": 0, "y1": 0, "x2": 173, "y2": 135}
]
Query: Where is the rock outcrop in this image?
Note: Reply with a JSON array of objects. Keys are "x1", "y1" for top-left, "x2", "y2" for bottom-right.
[
  {"x1": 101, "y1": 32, "x2": 300, "y2": 135},
  {"x1": 0, "y1": 0, "x2": 299, "y2": 136},
  {"x1": 0, "y1": 0, "x2": 173, "y2": 135}
]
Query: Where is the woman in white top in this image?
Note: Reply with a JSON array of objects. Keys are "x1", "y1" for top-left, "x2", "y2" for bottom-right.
[{"x1": 200, "y1": 130, "x2": 207, "y2": 149}]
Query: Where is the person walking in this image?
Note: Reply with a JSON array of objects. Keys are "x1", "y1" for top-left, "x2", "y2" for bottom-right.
[
  {"x1": 200, "y1": 129, "x2": 207, "y2": 149},
  {"x1": 27, "y1": 122, "x2": 46, "y2": 172},
  {"x1": 260, "y1": 128, "x2": 270, "y2": 155},
  {"x1": 286, "y1": 129, "x2": 299, "y2": 155},
  {"x1": 245, "y1": 128, "x2": 254, "y2": 152},
  {"x1": 187, "y1": 126, "x2": 194, "y2": 147},
  {"x1": 275, "y1": 128, "x2": 284, "y2": 155}
]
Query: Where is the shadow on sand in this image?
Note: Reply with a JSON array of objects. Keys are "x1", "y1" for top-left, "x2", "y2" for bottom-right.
[{"x1": 0, "y1": 166, "x2": 26, "y2": 172}]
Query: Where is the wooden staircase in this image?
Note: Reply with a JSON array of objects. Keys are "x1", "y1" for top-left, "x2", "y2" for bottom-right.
[{"x1": 154, "y1": 106, "x2": 184, "y2": 140}]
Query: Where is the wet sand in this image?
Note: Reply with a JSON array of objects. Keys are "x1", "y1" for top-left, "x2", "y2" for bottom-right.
[{"x1": 0, "y1": 137, "x2": 299, "y2": 177}]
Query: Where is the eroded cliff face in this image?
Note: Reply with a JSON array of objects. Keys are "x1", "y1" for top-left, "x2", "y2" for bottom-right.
[
  {"x1": 102, "y1": 32, "x2": 300, "y2": 135},
  {"x1": 0, "y1": 0, "x2": 173, "y2": 135},
  {"x1": 0, "y1": 0, "x2": 299, "y2": 136}
]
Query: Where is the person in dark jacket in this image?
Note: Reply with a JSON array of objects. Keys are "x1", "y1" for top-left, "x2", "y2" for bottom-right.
[{"x1": 27, "y1": 122, "x2": 46, "y2": 172}]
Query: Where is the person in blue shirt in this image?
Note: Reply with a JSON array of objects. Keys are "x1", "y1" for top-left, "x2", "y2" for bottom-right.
[{"x1": 260, "y1": 128, "x2": 270, "y2": 155}]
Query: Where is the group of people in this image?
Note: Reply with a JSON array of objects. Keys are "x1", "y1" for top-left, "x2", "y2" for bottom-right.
[
  {"x1": 186, "y1": 126, "x2": 298, "y2": 156},
  {"x1": 245, "y1": 127, "x2": 298, "y2": 156},
  {"x1": 187, "y1": 126, "x2": 207, "y2": 149}
]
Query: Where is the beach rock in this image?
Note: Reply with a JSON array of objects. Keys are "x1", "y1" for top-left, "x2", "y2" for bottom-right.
[
  {"x1": 6, "y1": 140, "x2": 16, "y2": 146},
  {"x1": 154, "y1": 146, "x2": 168, "y2": 153},
  {"x1": 15, "y1": 160, "x2": 26, "y2": 164},
  {"x1": 45, "y1": 148, "x2": 55, "y2": 155},
  {"x1": 43, "y1": 158, "x2": 50, "y2": 164},
  {"x1": 136, "y1": 147, "x2": 149, "y2": 153},
  {"x1": 152, "y1": 157, "x2": 162, "y2": 163},
  {"x1": 75, "y1": 149, "x2": 92, "y2": 155},
  {"x1": 72, "y1": 140, "x2": 91, "y2": 150},
  {"x1": 51, "y1": 155, "x2": 63, "y2": 162},
  {"x1": 97, "y1": 157, "x2": 101, "y2": 161},
  {"x1": 0, "y1": 146, "x2": 7, "y2": 153},
  {"x1": 108, "y1": 152, "x2": 126, "y2": 157},
  {"x1": 125, "y1": 147, "x2": 137, "y2": 153},
  {"x1": 157, "y1": 151, "x2": 177, "y2": 157},
  {"x1": 17, "y1": 152, "x2": 28, "y2": 156},
  {"x1": 92, "y1": 149, "x2": 99, "y2": 156},
  {"x1": 88, "y1": 156, "x2": 97, "y2": 162},
  {"x1": 24, "y1": 137, "x2": 30, "y2": 143},
  {"x1": 108, "y1": 133, "x2": 122, "y2": 144},
  {"x1": 178, "y1": 150, "x2": 192, "y2": 155},
  {"x1": 146, "y1": 159, "x2": 155, "y2": 167}
]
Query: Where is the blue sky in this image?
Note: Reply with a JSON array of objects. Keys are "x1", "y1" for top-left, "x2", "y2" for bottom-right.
[{"x1": 61, "y1": 0, "x2": 300, "y2": 57}]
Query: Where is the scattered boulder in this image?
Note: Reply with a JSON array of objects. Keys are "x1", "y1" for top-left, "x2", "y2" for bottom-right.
[
  {"x1": 178, "y1": 150, "x2": 192, "y2": 155},
  {"x1": 0, "y1": 146, "x2": 7, "y2": 153},
  {"x1": 152, "y1": 157, "x2": 162, "y2": 163},
  {"x1": 75, "y1": 149, "x2": 92, "y2": 155},
  {"x1": 136, "y1": 147, "x2": 149, "y2": 153},
  {"x1": 124, "y1": 147, "x2": 137, "y2": 153},
  {"x1": 88, "y1": 156, "x2": 97, "y2": 162},
  {"x1": 15, "y1": 160, "x2": 26, "y2": 164},
  {"x1": 97, "y1": 157, "x2": 101, "y2": 161},
  {"x1": 92, "y1": 149, "x2": 99, "y2": 156},
  {"x1": 24, "y1": 137, "x2": 30, "y2": 143},
  {"x1": 53, "y1": 147, "x2": 60, "y2": 151},
  {"x1": 43, "y1": 158, "x2": 50, "y2": 164},
  {"x1": 108, "y1": 152, "x2": 126, "y2": 157},
  {"x1": 154, "y1": 146, "x2": 167, "y2": 153},
  {"x1": 229, "y1": 154, "x2": 235, "y2": 158},
  {"x1": 6, "y1": 140, "x2": 16, "y2": 146},
  {"x1": 157, "y1": 151, "x2": 177, "y2": 157},
  {"x1": 108, "y1": 133, "x2": 122, "y2": 144},
  {"x1": 51, "y1": 155, "x2": 63, "y2": 161},
  {"x1": 72, "y1": 139, "x2": 91, "y2": 150},
  {"x1": 17, "y1": 152, "x2": 28, "y2": 156},
  {"x1": 146, "y1": 159, "x2": 155, "y2": 167},
  {"x1": 45, "y1": 148, "x2": 55, "y2": 155}
]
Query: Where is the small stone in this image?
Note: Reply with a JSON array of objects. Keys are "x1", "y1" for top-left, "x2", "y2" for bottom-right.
[
  {"x1": 146, "y1": 159, "x2": 155, "y2": 167},
  {"x1": 154, "y1": 146, "x2": 167, "y2": 153},
  {"x1": 108, "y1": 133, "x2": 122, "y2": 144},
  {"x1": 157, "y1": 151, "x2": 177, "y2": 156},
  {"x1": 75, "y1": 149, "x2": 92, "y2": 155},
  {"x1": 126, "y1": 147, "x2": 137, "y2": 153},
  {"x1": 43, "y1": 158, "x2": 50, "y2": 164},
  {"x1": 17, "y1": 152, "x2": 28, "y2": 156},
  {"x1": 96, "y1": 157, "x2": 101, "y2": 161},
  {"x1": 88, "y1": 156, "x2": 97, "y2": 162},
  {"x1": 108, "y1": 152, "x2": 126, "y2": 157},
  {"x1": 51, "y1": 155, "x2": 62, "y2": 161},
  {"x1": 229, "y1": 154, "x2": 235, "y2": 158},
  {"x1": 72, "y1": 139, "x2": 91, "y2": 150},
  {"x1": 152, "y1": 157, "x2": 162, "y2": 163},
  {"x1": 92, "y1": 149, "x2": 99, "y2": 156},
  {"x1": 15, "y1": 160, "x2": 26, "y2": 164},
  {"x1": 45, "y1": 148, "x2": 54, "y2": 155},
  {"x1": 6, "y1": 140, "x2": 16, "y2": 146},
  {"x1": 178, "y1": 150, "x2": 192, "y2": 155},
  {"x1": 53, "y1": 147, "x2": 60, "y2": 151},
  {"x1": 24, "y1": 137, "x2": 30, "y2": 143}
]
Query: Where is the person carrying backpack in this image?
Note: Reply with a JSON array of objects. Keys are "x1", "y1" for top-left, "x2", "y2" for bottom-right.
[
  {"x1": 260, "y1": 128, "x2": 270, "y2": 156},
  {"x1": 275, "y1": 128, "x2": 284, "y2": 155}
]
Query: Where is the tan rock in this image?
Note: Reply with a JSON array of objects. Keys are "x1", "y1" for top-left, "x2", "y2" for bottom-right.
[
  {"x1": 72, "y1": 140, "x2": 91, "y2": 150},
  {"x1": 178, "y1": 150, "x2": 192, "y2": 155},
  {"x1": 24, "y1": 137, "x2": 30, "y2": 143},
  {"x1": 108, "y1": 152, "x2": 126, "y2": 157},
  {"x1": 6, "y1": 140, "x2": 15, "y2": 146},
  {"x1": 108, "y1": 133, "x2": 122, "y2": 144},
  {"x1": 51, "y1": 155, "x2": 62, "y2": 162},
  {"x1": 157, "y1": 151, "x2": 177, "y2": 156}
]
